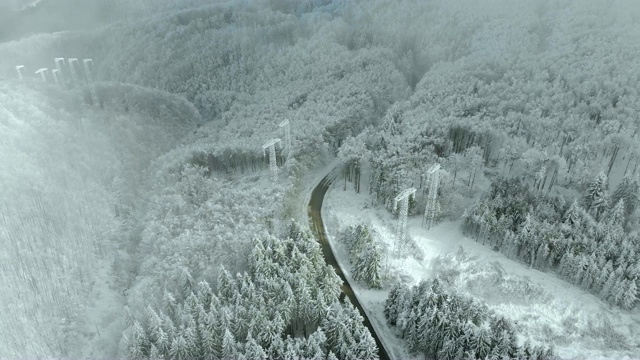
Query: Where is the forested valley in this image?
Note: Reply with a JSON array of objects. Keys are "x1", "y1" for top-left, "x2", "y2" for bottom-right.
[{"x1": 1, "y1": 0, "x2": 639, "y2": 359}]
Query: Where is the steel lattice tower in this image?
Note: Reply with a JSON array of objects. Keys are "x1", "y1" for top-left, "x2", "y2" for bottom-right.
[
  {"x1": 54, "y1": 58, "x2": 65, "y2": 71},
  {"x1": 69, "y1": 58, "x2": 88, "y2": 107},
  {"x1": 263, "y1": 139, "x2": 281, "y2": 183},
  {"x1": 423, "y1": 163, "x2": 441, "y2": 229},
  {"x1": 83, "y1": 59, "x2": 99, "y2": 106},
  {"x1": 35, "y1": 68, "x2": 48, "y2": 82},
  {"x1": 279, "y1": 119, "x2": 292, "y2": 161},
  {"x1": 54, "y1": 58, "x2": 65, "y2": 85},
  {"x1": 15, "y1": 65, "x2": 24, "y2": 80},
  {"x1": 52, "y1": 69, "x2": 62, "y2": 87},
  {"x1": 394, "y1": 188, "x2": 416, "y2": 254},
  {"x1": 68, "y1": 58, "x2": 79, "y2": 86}
]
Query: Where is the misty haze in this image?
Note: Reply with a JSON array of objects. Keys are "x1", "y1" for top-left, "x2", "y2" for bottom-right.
[{"x1": 1, "y1": 0, "x2": 640, "y2": 359}]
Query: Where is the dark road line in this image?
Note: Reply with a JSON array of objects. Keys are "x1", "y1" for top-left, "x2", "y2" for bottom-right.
[{"x1": 308, "y1": 174, "x2": 391, "y2": 360}]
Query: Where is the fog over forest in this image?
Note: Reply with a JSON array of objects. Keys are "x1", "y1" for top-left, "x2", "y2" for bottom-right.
[{"x1": 1, "y1": 0, "x2": 640, "y2": 359}]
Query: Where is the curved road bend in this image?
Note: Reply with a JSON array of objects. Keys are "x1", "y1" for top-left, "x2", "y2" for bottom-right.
[{"x1": 308, "y1": 174, "x2": 391, "y2": 360}]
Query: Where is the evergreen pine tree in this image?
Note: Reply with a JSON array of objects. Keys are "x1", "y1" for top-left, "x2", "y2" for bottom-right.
[
  {"x1": 580, "y1": 264, "x2": 596, "y2": 291},
  {"x1": 601, "y1": 271, "x2": 619, "y2": 301},
  {"x1": 558, "y1": 252, "x2": 570, "y2": 278},
  {"x1": 303, "y1": 329, "x2": 327, "y2": 359},
  {"x1": 493, "y1": 330, "x2": 516, "y2": 358},
  {"x1": 611, "y1": 175, "x2": 639, "y2": 216},
  {"x1": 296, "y1": 283, "x2": 313, "y2": 332},
  {"x1": 148, "y1": 344, "x2": 161, "y2": 360},
  {"x1": 585, "y1": 172, "x2": 609, "y2": 220},
  {"x1": 180, "y1": 266, "x2": 194, "y2": 295},
  {"x1": 313, "y1": 294, "x2": 328, "y2": 330},
  {"x1": 608, "y1": 199, "x2": 626, "y2": 229},
  {"x1": 351, "y1": 250, "x2": 367, "y2": 283},
  {"x1": 209, "y1": 313, "x2": 225, "y2": 359},
  {"x1": 221, "y1": 328, "x2": 237, "y2": 359},
  {"x1": 353, "y1": 326, "x2": 378, "y2": 360},
  {"x1": 437, "y1": 339, "x2": 458, "y2": 360},
  {"x1": 283, "y1": 336, "x2": 303, "y2": 359},
  {"x1": 474, "y1": 326, "x2": 492, "y2": 359},
  {"x1": 384, "y1": 284, "x2": 405, "y2": 326},
  {"x1": 320, "y1": 265, "x2": 343, "y2": 303},
  {"x1": 218, "y1": 267, "x2": 236, "y2": 303},
  {"x1": 535, "y1": 243, "x2": 549, "y2": 270},
  {"x1": 169, "y1": 334, "x2": 189, "y2": 360},
  {"x1": 612, "y1": 279, "x2": 628, "y2": 306},
  {"x1": 563, "y1": 200, "x2": 582, "y2": 230},
  {"x1": 351, "y1": 225, "x2": 370, "y2": 263},
  {"x1": 183, "y1": 318, "x2": 199, "y2": 358},
  {"x1": 155, "y1": 326, "x2": 169, "y2": 356},
  {"x1": 128, "y1": 321, "x2": 149, "y2": 360},
  {"x1": 162, "y1": 290, "x2": 177, "y2": 320},
  {"x1": 244, "y1": 337, "x2": 267, "y2": 360},
  {"x1": 199, "y1": 324, "x2": 217, "y2": 360},
  {"x1": 593, "y1": 261, "x2": 613, "y2": 294},
  {"x1": 145, "y1": 306, "x2": 163, "y2": 347},
  {"x1": 197, "y1": 280, "x2": 213, "y2": 307},
  {"x1": 267, "y1": 337, "x2": 285, "y2": 359},
  {"x1": 621, "y1": 279, "x2": 638, "y2": 310},
  {"x1": 364, "y1": 243, "x2": 382, "y2": 289}
]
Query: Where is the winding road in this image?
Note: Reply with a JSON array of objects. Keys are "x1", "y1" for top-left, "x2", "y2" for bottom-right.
[{"x1": 308, "y1": 173, "x2": 391, "y2": 360}]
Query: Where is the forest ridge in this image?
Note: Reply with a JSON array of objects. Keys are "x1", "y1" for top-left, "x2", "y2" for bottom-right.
[{"x1": 1, "y1": 0, "x2": 640, "y2": 358}]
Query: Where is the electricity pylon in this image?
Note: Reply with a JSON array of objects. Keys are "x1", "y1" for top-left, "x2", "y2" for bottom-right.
[
  {"x1": 423, "y1": 163, "x2": 441, "y2": 229},
  {"x1": 83, "y1": 59, "x2": 99, "y2": 106},
  {"x1": 262, "y1": 139, "x2": 281, "y2": 183},
  {"x1": 279, "y1": 119, "x2": 292, "y2": 162},
  {"x1": 68, "y1": 58, "x2": 87, "y2": 106},
  {"x1": 54, "y1": 58, "x2": 65, "y2": 85},
  {"x1": 15, "y1": 65, "x2": 24, "y2": 80},
  {"x1": 83, "y1": 59, "x2": 94, "y2": 82},
  {"x1": 52, "y1": 69, "x2": 62, "y2": 87},
  {"x1": 35, "y1": 68, "x2": 48, "y2": 82},
  {"x1": 54, "y1": 58, "x2": 65, "y2": 71},
  {"x1": 68, "y1": 58, "x2": 79, "y2": 86},
  {"x1": 394, "y1": 187, "x2": 416, "y2": 255}
]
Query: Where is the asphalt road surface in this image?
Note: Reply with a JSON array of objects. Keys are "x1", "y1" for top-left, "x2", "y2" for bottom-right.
[{"x1": 308, "y1": 173, "x2": 391, "y2": 360}]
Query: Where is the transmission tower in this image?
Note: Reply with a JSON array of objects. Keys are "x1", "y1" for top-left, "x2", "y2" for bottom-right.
[
  {"x1": 35, "y1": 68, "x2": 48, "y2": 82},
  {"x1": 83, "y1": 59, "x2": 99, "y2": 106},
  {"x1": 394, "y1": 187, "x2": 416, "y2": 254},
  {"x1": 68, "y1": 58, "x2": 79, "y2": 86},
  {"x1": 423, "y1": 163, "x2": 441, "y2": 229},
  {"x1": 52, "y1": 69, "x2": 62, "y2": 87},
  {"x1": 54, "y1": 58, "x2": 65, "y2": 70},
  {"x1": 54, "y1": 58, "x2": 65, "y2": 85},
  {"x1": 68, "y1": 58, "x2": 88, "y2": 106},
  {"x1": 82, "y1": 59, "x2": 94, "y2": 82},
  {"x1": 279, "y1": 119, "x2": 292, "y2": 162},
  {"x1": 262, "y1": 138, "x2": 281, "y2": 183},
  {"x1": 15, "y1": 65, "x2": 24, "y2": 80}
]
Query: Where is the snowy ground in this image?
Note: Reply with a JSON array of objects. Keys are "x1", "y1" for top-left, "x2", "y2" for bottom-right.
[
  {"x1": 70, "y1": 255, "x2": 126, "y2": 358},
  {"x1": 322, "y1": 179, "x2": 640, "y2": 360}
]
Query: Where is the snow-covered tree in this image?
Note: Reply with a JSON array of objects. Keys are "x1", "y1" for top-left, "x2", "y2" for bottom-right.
[
  {"x1": 363, "y1": 243, "x2": 383, "y2": 289},
  {"x1": 584, "y1": 172, "x2": 609, "y2": 220},
  {"x1": 611, "y1": 175, "x2": 639, "y2": 216},
  {"x1": 385, "y1": 279, "x2": 548, "y2": 358},
  {"x1": 621, "y1": 279, "x2": 638, "y2": 310},
  {"x1": 221, "y1": 328, "x2": 238, "y2": 359}
]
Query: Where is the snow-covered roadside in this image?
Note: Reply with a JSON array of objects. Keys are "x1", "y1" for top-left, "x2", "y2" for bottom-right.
[
  {"x1": 298, "y1": 159, "x2": 407, "y2": 359},
  {"x1": 299, "y1": 158, "x2": 343, "y2": 220},
  {"x1": 319, "y1": 183, "x2": 421, "y2": 360},
  {"x1": 323, "y1": 182, "x2": 640, "y2": 359},
  {"x1": 71, "y1": 257, "x2": 126, "y2": 358}
]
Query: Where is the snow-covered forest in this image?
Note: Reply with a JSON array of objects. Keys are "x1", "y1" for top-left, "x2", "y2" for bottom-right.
[{"x1": 1, "y1": 0, "x2": 640, "y2": 358}]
